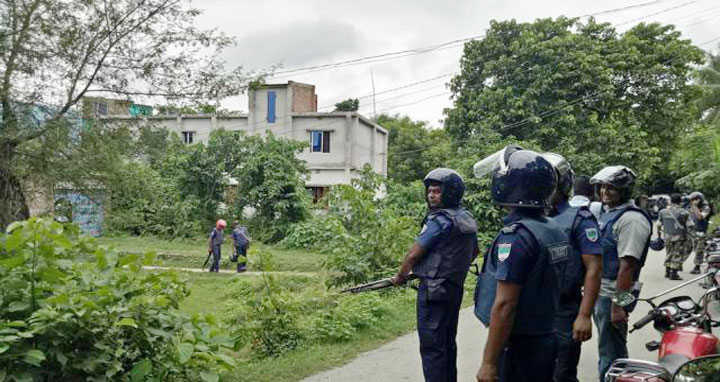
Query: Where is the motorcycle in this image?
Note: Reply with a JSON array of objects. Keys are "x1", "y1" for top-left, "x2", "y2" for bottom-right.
[{"x1": 604, "y1": 269, "x2": 720, "y2": 382}]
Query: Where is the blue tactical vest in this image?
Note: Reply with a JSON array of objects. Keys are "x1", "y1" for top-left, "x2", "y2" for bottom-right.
[
  {"x1": 598, "y1": 206, "x2": 652, "y2": 281},
  {"x1": 412, "y1": 208, "x2": 478, "y2": 286},
  {"x1": 474, "y1": 216, "x2": 570, "y2": 336},
  {"x1": 552, "y1": 205, "x2": 593, "y2": 303}
]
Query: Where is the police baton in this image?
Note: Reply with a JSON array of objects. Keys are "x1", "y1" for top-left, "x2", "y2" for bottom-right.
[{"x1": 340, "y1": 274, "x2": 419, "y2": 294}]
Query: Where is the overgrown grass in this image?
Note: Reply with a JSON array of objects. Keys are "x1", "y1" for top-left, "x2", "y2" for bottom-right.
[
  {"x1": 176, "y1": 271, "x2": 477, "y2": 382},
  {"x1": 97, "y1": 235, "x2": 326, "y2": 272}
]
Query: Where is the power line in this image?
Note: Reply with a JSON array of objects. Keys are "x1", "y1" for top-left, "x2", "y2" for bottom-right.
[
  {"x1": 616, "y1": 0, "x2": 700, "y2": 26},
  {"x1": 578, "y1": 0, "x2": 677, "y2": 18}
]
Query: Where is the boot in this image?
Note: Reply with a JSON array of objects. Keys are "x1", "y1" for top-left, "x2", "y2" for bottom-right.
[
  {"x1": 669, "y1": 269, "x2": 683, "y2": 281},
  {"x1": 690, "y1": 265, "x2": 701, "y2": 275}
]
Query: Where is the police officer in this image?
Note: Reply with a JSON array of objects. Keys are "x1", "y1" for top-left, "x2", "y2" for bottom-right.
[
  {"x1": 207, "y1": 219, "x2": 226, "y2": 272},
  {"x1": 689, "y1": 192, "x2": 711, "y2": 274},
  {"x1": 474, "y1": 147, "x2": 570, "y2": 382},
  {"x1": 658, "y1": 193, "x2": 693, "y2": 280},
  {"x1": 542, "y1": 153, "x2": 603, "y2": 382},
  {"x1": 391, "y1": 168, "x2": 478, "y2": 382},
  {"x1": 589, "y1": 166, "x2": 652, "y2": 381},
  {"x1": 230, "y1": 221, "x2": 251, "y2": 273}
]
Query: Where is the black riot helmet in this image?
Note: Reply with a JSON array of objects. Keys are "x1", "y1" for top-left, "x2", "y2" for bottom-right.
[
  {"x1": 542, "y1": 152, "x2": 574, "y2": 198},
  {"x1": 423, "y1": 168, "x2": 465, "y2": 208},
  {"x1": 490, "y1": 149, "x2": 557, "y2": 208}
]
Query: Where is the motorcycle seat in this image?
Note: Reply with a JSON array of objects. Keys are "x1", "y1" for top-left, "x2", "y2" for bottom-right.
[{"x1": 657, "y1": 354, "x2": 690, "y2": 375}]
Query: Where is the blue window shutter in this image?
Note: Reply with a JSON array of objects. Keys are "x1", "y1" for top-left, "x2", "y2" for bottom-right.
[{"x1": 267, "y1": 91, "x2": 276, "y2": 123}]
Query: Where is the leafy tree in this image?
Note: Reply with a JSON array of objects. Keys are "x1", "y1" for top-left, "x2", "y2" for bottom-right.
[
  {"x1": 445, "y1": 17, "x2": 705, "y2": 184},
  {"x1": 231, "y1": 132, "x2": 310, "y2": 242},
  {"x1": 0, "y1": 0, "x2": 262, "y2": 228},
  {"x1": 695, "y1": 51, "x2": 720, "y2": 126},
  {"x1": 376, "y1": 114, "x2": 452, "y2": 184},
  {"x1": 334, "y1": 98, "x2": 359, "y2": 112},
  {"x1": 0, "y1": 218, "x2": 234, "y2": 379}
]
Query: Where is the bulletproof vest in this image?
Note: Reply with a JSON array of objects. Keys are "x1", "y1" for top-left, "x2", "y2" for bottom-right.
[
  {"x1": 412, "y1": 208, "x2": 478, "y2": 286},
  {"x1": 474, "y1": 216, "x2": 570, "y2": 336},
  {"x1": 693, "y1": 212, "x2": 709, "y2": 233},
  {"x1": 660, "y1": 206, "x2": 687, "y2": 237},
  {"x1": 552, "y1": 205, "x2": 593, "y2": 302},
  {"x1": 598, "y1": 206, "x2": 652, "y2": 281}
]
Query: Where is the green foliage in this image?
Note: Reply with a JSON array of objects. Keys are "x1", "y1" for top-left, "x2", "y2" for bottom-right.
[
  {"x1": 694, "y1": 51, "x2": 720, "y2": 126},
  {"x1": 225, "y1": 249, "x2": 304, "y2": 357},
  {"x1": 445, "y1": 17, "x2": 705, "y2": 184},
  {"x1": 333, "y1": 99, "x2": 360, "y2": 112},
  {"x1": 376, "y1": 114, "x2": 453, "y2": 184},
  {"x1": 0, "y1": 218, "x2": 233, "y2": 380},
  {"x1": 231, "y1": 132, "x2": 311, "y2": 243},
  {"x1": 309, "y1": 294, "x2": 388, "y2": 342},
  {"x1": 278, "y1": 215, "x2": 348, "y2": 252}
]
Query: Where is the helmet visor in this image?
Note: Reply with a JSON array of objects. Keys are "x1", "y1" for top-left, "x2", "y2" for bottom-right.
[{"x1": 473, "y1": 144, "x2": 523, "y2": 178}]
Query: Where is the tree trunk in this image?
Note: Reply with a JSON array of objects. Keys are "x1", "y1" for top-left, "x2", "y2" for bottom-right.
[{"x1": 0, "y1": 141, "x2": 29, "y2": 229}]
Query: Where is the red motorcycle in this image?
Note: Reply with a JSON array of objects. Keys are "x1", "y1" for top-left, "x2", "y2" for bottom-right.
[{"x1": 604, "y1": 268, "x2": 720, "y2": 382}]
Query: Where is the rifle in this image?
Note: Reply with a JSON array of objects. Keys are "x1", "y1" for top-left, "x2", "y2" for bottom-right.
[
  {"x1": 341, "y1": 274, "x2": 418, "y2": 294},
  {"x1": 202, "y1": 251, "x2": 212, "y2": 270}
]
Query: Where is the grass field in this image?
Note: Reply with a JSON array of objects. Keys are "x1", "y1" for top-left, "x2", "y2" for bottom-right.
[{"x1": 96, "y1": 235, "x2": 326, "y2": 272}]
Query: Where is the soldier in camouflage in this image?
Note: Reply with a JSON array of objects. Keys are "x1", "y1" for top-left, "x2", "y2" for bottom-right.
[{"x1": 658, "y1": 193, "x2": 693, "y2": 280}]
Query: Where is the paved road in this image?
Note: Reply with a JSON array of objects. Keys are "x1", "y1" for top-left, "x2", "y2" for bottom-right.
[{"x1": 303, "y1": 248, "x2": 708, "y2": 381}]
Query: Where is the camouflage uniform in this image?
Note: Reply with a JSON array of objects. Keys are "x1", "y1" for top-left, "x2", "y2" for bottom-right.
[
  {"x1": 692, "y1": 204, "x2": 712, "y2": 266},
  {"x1": 659, "y1": 204, "x2": 693, "y2": 271}
]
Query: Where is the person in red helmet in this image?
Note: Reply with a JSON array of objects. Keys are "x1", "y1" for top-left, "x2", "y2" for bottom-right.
[{"x1": 207, "y1": 219, "x2": 226, "y2": 272}]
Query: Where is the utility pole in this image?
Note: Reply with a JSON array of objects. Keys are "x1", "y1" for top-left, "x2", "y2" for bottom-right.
[{"x1": 370, "y1": 68, "x2": 377, "y2": 117}]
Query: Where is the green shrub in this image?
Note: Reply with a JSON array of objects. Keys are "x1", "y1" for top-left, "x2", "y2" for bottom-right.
[
  {"x1": 309, "y1": 294, "x2": 388, "y2": 342},
  {"x1": 0, "y1": 219, "x2": 233, "y2": 381},
  {"x1": 278, "y1": 215, "x2": 348, "y2": 253}
]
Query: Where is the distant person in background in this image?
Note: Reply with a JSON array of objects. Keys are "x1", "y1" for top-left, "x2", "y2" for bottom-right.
[
  {"x1": 569, "y1": 175, "x2": 602, "y2": 219},
  {"x1": 658, "y1": 194, "x2": 693, "y2": 280},
  {"x1": 689, "y1": 192, "x2": 712, "y2": 275},
  {"x1": 207, "y1": 219, "x2": 226, "y2": 273},
  {"x1": 231, "y1": 221, "x2": 251, "y2": 273}
]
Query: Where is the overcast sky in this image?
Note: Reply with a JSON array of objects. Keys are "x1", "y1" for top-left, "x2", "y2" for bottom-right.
[{"x1": 195, "y1": 0, "x2": 719, "y2": 127}]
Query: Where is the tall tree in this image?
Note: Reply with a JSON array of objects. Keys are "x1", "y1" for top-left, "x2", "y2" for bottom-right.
[
  {"x1": 376, "y1": 114, "x2": 452, "y2": 184},
  {"x1": 695, "y1": 51, "x2": 720, "y2": 126},
  {"x1": 445, "y1": 17, "x2": 704, "y2": 183},
  {"x1": 0, "y1": 0, "x2": 260, "y2": 227}
]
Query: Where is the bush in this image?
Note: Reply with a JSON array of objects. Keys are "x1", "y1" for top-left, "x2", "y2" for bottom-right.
[
  {"x1": 0, "y1": 219, "x2": 233, "y2": 381},
  {"x1": 278, "y1": 215, "x2": 348, "y2": 253}
]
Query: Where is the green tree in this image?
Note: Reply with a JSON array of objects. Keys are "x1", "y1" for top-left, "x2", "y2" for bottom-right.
[
  {"x1": 231, "y1": 132, "x2": 310, "y2": 242},
  {"x1": 334, "y1": 98, "x2": 360, "y2": 112},
  {"x1": 695, "y1": 51, "x2": 720, "y2": 126},
  {"x1": 445, "y1": 17, "x2": 705, "y2": 184},
  {"x1": 376, "y1": 114, "x2": 452, "y2": 184},
  {"x1": 0, "y1": 0, "x2": 262, "y2": 228}
]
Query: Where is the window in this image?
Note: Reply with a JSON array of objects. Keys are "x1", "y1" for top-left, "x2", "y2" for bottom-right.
[
  {"x1": 267, "y1": 91, "x2": 276, "y2": 123},
  {"x1": 181, "y1": 131, "x2": 195, "y2": 144},
  {"x1": 95, "y1": 101, "x2": 108, "y2": 116},
  {"x1": 310, "y1": 131, "x2": 330, "y2": 153}
]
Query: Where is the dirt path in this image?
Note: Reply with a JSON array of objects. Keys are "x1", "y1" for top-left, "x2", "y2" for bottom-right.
[
  {"x1": 141, "y1": 265, "x2": 317, "y2": 276},
  {"x1": 302, "y1": 248, "x2": 706, "y2": 381}
]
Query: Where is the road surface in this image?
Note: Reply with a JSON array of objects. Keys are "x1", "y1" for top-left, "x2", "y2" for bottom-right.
[{"x1": 302, "y1": 248, "x2": 708, "y2": 381}]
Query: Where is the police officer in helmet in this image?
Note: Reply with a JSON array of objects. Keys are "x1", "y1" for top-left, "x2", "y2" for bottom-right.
[
  {"x1": 590, "y1": 166, "x2": 652, "y2": 381},
  {"x1": 543, "y1": 153, "x2": 603, "y2": 382},
  {"x1": 474, "y1": 146, "x2": 570, "y2": 382},
  {"x1": 391, "y1": 168, "x2": 479, "y2": 382}
]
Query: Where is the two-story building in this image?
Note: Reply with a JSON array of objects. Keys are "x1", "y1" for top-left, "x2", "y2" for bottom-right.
[{"x1": 107, "y1": 81, "x2": 388, "y2": 201}]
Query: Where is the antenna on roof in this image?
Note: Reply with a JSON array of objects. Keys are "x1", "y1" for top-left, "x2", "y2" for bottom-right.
[{"x1": 370, "y1": 68, "x2": 377, "y2": 117}]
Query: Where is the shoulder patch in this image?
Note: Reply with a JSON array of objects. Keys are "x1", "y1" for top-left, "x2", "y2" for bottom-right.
[
  {"x1": 498, "y1": 243, "x2": 512, "y2": 262},
  {"x1": 502, "y1": 224, "x2": 518, "y2": 234},
  {"x1": 585, "y1": 228, "x2": 599, "y2": 242}
]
